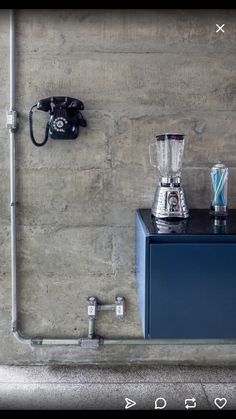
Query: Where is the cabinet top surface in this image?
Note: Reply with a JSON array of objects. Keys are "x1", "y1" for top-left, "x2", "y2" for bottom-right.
[{"x1": 137, "y1": 209, "x2": 236, "y2": 236}]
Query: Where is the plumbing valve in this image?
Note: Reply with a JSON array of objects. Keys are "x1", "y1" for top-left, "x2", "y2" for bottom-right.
[
  {"x1": 115, "y1": 296, "x2": 125, "y2": 320},
  {"x1": 87, "y1": 296, "x2": 97, "y2": 319}
]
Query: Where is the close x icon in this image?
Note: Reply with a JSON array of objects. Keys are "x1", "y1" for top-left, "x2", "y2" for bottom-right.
[{"x1": 216, "y1": 23, "x2": 225, "y2": 33}]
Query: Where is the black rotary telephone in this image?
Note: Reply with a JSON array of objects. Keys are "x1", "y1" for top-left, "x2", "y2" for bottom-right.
[{"x1": 29, "y1": 96, "x2": 87, "y2": 147}]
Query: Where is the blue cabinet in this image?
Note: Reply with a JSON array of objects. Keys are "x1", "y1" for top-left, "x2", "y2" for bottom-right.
[{"x1": 136, "y1": 209, "x2": 236, "y2": 339}]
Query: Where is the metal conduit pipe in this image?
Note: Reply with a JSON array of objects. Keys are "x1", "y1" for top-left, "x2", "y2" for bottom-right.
[
  {"x1": 88, "y1": 318, "x2": 95, "y2": 339},
  {"x1": 9, "y1": 10, "x2": 235, "y2": 349},
  {"x1": 9, "y1": 9, "x2": 30, "y2": 346},
  {"x1": 102, "y1": 339, "x2": 236, "y2": 345}
]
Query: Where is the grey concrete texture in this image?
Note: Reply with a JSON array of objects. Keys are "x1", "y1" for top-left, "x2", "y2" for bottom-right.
[
  {"x1": 15, "y1": 54, "x2": 236, "y2": 113},
  {"x1": 2, "y1": 10, "x2": 236, "y2": 55},
  {"x1": 1, "y1": 365, "x2": 236, "y2": 383},
  {"x1": 1, "y1": 9, "x2": 236, "y2": 365},
  {"x1": 0, "y1": 366, "x2": 236, "y2": 410}
]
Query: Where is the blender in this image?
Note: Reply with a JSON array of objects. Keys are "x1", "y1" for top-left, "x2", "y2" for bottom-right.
[{"x1": 149, "y1": 133, "x2": 189, "y2": 219}]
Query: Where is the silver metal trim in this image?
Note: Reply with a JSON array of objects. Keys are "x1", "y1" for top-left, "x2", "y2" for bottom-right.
[
  {"x1": 160, "y1": 176, "x2": 181, "y2": 186},
  {"x1": 152, "y1": 185, "x2": 189, "y2": 219}
]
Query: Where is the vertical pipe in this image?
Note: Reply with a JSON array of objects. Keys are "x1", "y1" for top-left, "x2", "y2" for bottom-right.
[
  {"x1": 88, "y1": 318, "x2": 95, "y2": 339},
  {"x1": 10, "y1": 9, "x2": 16, "y2": 111},
  {"x1": 10, "y1": 131, "x2": 17, "y2": 329},
  {"x1": 9, "y1": 9, "x2": 17, "y2": 331}
]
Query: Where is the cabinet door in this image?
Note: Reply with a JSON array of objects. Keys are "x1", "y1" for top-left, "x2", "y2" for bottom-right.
[{"x1": 150, "y1": 243, "x2": 236, "y2": 339}]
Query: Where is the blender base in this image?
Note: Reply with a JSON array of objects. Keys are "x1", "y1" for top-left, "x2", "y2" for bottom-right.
[{"x1": 152, "y1": 185, "x2": 189, "y2": 219}]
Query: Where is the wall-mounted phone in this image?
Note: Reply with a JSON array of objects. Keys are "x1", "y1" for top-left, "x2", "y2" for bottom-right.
[{"x1": 29, "y1": 96, "x2": 87, "y2": 147}]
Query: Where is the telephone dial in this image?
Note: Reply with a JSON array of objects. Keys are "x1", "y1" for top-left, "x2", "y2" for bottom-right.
[{"x1": 29, "y1": 96, "x2": 87, "y2": 147}]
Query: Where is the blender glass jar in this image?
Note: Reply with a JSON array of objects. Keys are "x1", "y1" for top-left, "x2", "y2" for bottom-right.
[{"x1": 149, "y1": 133, "x2": 185, "y2": 179}]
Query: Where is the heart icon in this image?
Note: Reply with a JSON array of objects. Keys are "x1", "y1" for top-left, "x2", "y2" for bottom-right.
[{"x1": 214, "y1": 398, "x2": 227, "y2": 409}]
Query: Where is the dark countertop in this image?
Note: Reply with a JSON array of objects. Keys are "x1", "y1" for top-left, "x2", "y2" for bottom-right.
[{"x1": 137, "y1": 209, "x2": 236, "y2": 235}]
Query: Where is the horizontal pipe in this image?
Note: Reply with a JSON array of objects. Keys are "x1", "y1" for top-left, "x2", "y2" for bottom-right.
[
  {"x1": 102, "y1": 339, "x2": 236, "y2": 345},
  {"x1": 40, "y1": 339, "x2": 81, "y2": 346},
  {"x1": 97, "y1": 305, "x2": 115, "y2": 311},
  {"x1": 13, "y1": 330, "x2": 81, "y2": 346},
  {"x1": 12, "y1": 330, "x2": 236, "y2": 347}
]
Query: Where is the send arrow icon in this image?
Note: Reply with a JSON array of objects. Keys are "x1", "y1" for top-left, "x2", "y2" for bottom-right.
[{"x1": 125, "y1": 398, "x2": 136, "y2": 409}]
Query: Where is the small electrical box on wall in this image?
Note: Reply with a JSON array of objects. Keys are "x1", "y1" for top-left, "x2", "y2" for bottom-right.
[{"x1": 136, "y1": 209, "x2": 236, "y2": 339}]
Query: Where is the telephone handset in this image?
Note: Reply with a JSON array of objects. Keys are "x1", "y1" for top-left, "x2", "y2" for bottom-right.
[{"x1": 29, "y1": 96, "x2": 87, "y2": 147}]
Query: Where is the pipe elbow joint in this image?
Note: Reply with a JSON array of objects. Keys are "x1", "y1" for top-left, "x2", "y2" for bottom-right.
[{"x1": 12, "y1": 329, "x2": 32, "y2": 345}]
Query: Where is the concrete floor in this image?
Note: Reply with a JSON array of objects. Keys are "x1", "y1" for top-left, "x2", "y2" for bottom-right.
[{"x1": 0, "y1": 365, "x2": 235, "y2": 410}]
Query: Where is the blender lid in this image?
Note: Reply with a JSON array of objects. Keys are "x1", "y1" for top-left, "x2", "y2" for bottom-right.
[{"x1": 156, "y1": 133, "x2": 185, "y2": 141}]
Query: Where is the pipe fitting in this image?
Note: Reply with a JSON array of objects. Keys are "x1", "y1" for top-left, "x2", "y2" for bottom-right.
[
  {"x1": 31, "y1": 337, "x2": 43, "y2": 345},
  {"x1": 115, "y1": 296, "x2": 125, "y2": 320},
  {"x1": 84, "y1": 296, "x2": 126, "y2": 345},
  {"x1": 7, "y1": 110, "x2": 18, "y2": 131},
  {"x1": 12, "y1": 330, "x2": 31, "y2": 345},
  {"x1": 87, "y1": 296, "x2": 97, "y2": 319},
  {"x1": 80, "y1": 337, "x2": 103, "y2": 350}
]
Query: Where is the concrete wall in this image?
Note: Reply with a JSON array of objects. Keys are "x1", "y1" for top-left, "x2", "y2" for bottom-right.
[{"x1": 1, "y1": 9, "x2": 236, "y2": 364}]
